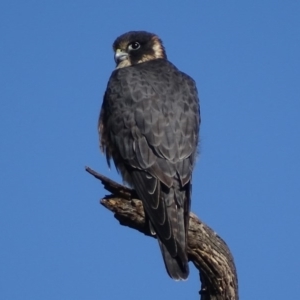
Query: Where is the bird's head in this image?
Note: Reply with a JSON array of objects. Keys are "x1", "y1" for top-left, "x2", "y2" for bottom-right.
[{"x1": 112, "y1": 31, "x2": 167, "y2": 69}]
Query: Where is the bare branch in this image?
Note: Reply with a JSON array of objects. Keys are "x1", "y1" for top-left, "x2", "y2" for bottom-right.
[{"x1": 86, "y1": 166, "x2": 238, "y2": 300}]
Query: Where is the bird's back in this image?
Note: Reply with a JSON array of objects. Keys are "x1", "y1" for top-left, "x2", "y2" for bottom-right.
[{"x1": 99, "y1": 58, "x2": 200, "y2": 279}]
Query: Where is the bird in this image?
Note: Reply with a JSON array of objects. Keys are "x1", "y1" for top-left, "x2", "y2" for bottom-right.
[{"x1": 98, "y1": 31, "x2": 200, "y2": 280}]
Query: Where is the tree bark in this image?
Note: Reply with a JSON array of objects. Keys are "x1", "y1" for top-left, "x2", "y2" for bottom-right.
[{"x1": 86, "y1": 166, "x2": 239, "y2": 300}]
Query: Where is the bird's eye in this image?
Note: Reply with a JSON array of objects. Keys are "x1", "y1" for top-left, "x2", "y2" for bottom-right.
[{"x1": 128, "y1": 42, "x2": 140, "y2": 50}]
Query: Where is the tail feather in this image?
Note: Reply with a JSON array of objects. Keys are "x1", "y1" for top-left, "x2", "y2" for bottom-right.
[
  {"x1": 158, "y1": 239, "x2": 189, "y2": 280},
  {"x1": 158, "y1": 184, "x2": 189, "y2": 280},
  {"x1": 130, "y1": 169, "x2": 190, "y2": 280}
]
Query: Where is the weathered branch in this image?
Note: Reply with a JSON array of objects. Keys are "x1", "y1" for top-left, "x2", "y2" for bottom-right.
[{"x1": 86, "y1": 166, "x2": 238, "y2": 300}]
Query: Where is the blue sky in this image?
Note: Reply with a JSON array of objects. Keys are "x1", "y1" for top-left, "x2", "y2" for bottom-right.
[{"x1": 1, "y1": 1, "x2": 299, "y2": 299}]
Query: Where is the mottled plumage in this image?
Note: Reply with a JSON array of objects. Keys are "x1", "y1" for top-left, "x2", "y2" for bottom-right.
[{"x1": 99, "y1": 31, "x2": 200, "y2": 280}]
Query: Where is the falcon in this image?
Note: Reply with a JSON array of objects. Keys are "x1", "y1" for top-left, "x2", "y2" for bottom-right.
[{"x1": 99, "y1": 31, "x2": 200, "y2": 280}]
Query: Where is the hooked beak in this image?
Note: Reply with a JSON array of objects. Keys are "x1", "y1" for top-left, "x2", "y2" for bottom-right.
[{"x1": 114, "y1": 49, "x2": 129, "y2": 64}]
